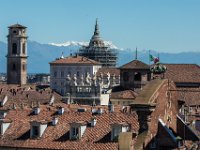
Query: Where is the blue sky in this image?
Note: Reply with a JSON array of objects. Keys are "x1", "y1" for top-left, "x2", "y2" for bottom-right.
[{"x1": 0, "y1": 0, "x2": 200, "y2": 53}]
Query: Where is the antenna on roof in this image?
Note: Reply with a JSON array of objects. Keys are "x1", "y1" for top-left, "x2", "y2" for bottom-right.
[
  {"x1": 61, "y1": 52, "x2": 64, "y2": 59},
  {"x1": 135, "y1": 47, "x2": 138, "y2": 60}
]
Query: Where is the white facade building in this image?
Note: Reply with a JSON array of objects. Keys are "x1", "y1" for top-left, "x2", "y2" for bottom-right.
[{"x1": 49, "y1": 55, "x2": 101, "y2": 95}]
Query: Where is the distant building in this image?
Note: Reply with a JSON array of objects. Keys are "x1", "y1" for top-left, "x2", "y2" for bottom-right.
[
  {"x1": 28, "y1": 73, "x2": 50, "y2": 84},
  {"x1": 78, "y1": 19, "x2": 117, "y2": 68},
  {"x1": 6, "y1": 24, "x2": 28, "y2": 85},
  {"x1": 49, "y1": 55, "x2": 102, "y2": 96},
  {"x1": 120, "y1": 59, "x2": 151, "y2": 90}
]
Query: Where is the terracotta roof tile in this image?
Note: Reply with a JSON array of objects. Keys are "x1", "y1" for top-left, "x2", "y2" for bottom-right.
[
  {"x1": 0, "y1": 104, "x2": 139, "y2": 149},
  {"x1": 0, "y1": 84, "x2": 62, "y2": 110},
  {"x1": 110, "y1": 90, "x2": 137, "y2": 100},
  {"x1": 164, "y1": 64, "x2": 200, "y2": 83},
  {"x1": 175, "y1": 87, "x2": 200, "y2": 106},
  {"x1": 49, "y1": 56, "x2": 101, "y2": 65},
  {"x1": 120, "y1": 60, "x2": 150, "y2": 70}
]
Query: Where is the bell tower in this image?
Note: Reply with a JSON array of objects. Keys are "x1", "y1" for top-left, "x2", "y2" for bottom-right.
[{"x1": 7, "y1": 24, "x2": 28, "y2": 85}]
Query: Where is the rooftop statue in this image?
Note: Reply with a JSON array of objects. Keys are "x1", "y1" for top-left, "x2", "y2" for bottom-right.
[
  {"x1": 92, "y1": 73, "x2": 97, "y2": 86},
  {"x1": 79, "y1": 74, "x2": 84, "y2": 86},
  {"x1": 72, "y1": 74, "x2": 77, "y2": 86},
  {"x1": 85, "y1": 72, "x2": 92, "y2": 86},
  {"x1": 66, "y1": 74, "x2": 71, "y2": 85}
]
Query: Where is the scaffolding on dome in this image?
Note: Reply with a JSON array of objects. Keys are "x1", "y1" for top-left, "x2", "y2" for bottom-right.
[{"x1": 78, "y1": 19, "x2": 117, "y2": 68}]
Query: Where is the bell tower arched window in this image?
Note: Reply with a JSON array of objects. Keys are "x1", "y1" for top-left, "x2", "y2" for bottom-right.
[
  {"x1": 12, "y1": 43, "x2": 17, "y2": 54},
  {"x1": 22, "y1": 43, "x2": 26, "y2": 54},
  {"x1": 123, "y1": 72, "x2": 129, "y2": 81},
  {"x1": 12, "y1": 64, "x2": 16, "y2": 71},
  {"x1": 134, "y1": 72, "x2": 141, "y2": 81},
  {"x1": 22, "y1": 64, "x2": 26, "y2": 71}
]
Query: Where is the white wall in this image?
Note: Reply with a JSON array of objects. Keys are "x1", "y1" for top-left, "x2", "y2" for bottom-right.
[
  {"x1": 2, "y1": 123, "x2": 10, "y2": 135},
  {"x1": 50, "y1": 64, "x2": 101, "y2": 95},
  {"x1": 40, "y1": 124, "x2": 47, "y2": 137}
]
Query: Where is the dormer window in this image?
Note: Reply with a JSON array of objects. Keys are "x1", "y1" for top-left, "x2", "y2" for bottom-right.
[
  {"x1": 0, "y1": 119, "x2": 12, "y2": 135},
  {"x1": 33, "y1": 107, "x2": 40, "y2": 115},
  {"x1": 30, "y1": 121, "x2": 48, "y2": 138},
  {"x1": 111, "y1": 122, "x2": 130, "y2": 141},
  {"x1": 0, "y1": 110, "x2": 8, "y2": 119},
  {"x1": 69, "y1": 121, "x2": 87, "y2": 140}
]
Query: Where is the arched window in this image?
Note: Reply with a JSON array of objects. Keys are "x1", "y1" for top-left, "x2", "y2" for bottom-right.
[
  {"x1": 12, "y1": 43, "x2": 17, "y2": 54},
  {"x1": 123, "y1": 72, "x2": 129, "y2": 81},
  {"x1": 22, "y1": 64, "x2": 26, "y2": 71},
  {"x1": 22, "y1": 43, "x2": 26, "y2": 54},
  {"x1": 12, "y1": 64, "x2": 16, "y2": 71},
  {"x1": 134, "y1": 72, "x2": 141, "y2": 81}
]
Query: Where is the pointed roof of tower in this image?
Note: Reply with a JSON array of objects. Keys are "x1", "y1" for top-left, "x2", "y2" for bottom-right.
[
  {"x1": 94, "y1": 18, "x2": 100, "y2": 36},
  {"x1": 89, "y1": 19, "x2": 105, "y2": 47},
  {"x1": 8, "y1": 23, "x2": 27, "y2": 28},
  {"x1": 120, "y1": 60, "x2": 150, "y2": 70}
]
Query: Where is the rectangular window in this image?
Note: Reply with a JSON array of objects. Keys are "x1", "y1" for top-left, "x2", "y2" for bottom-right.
[
  {"x1": 32, "y1": 126, "x2": 39, "y2": 137},
  {"x1": 61, "y1": 71, "x2": 64, "y2": 77},
  {"x1": 54, "y1": 71, "x2": 57, "y2": 77},
  {"x1": 72, "y1": 127, "x2": 79, "y2": 139}
]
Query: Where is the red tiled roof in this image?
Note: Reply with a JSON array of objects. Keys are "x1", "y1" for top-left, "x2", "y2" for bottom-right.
[
  {"x1": 0, "y1": 104, "x2": 139, "y2": 149},
  {"x1": 175, "y1": 87, "x2": 200, "y2": 106},
  {"x1": 164, "y1": 64, "x2": 200, "y2": 83},
  {"x1": 120, "y1": 60, "x2": 149, "y2": 70},
  {"x1": 49, "y1": 56, "x2": 101, "y2": 65},
  {"x1": 0, "y1": 84, "x2": 62, "y2": 110},
  {"x1": 110, "y1": 90, "x2": 137, "y2": 100}
]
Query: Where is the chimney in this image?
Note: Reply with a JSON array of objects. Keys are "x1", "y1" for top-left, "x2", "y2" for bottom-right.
[
  {"x1": 90, "y1": 117, "x2": 97, "y2": 127},
  {"x1": 33, "y1": 107, "x2": 40, "y2": 115},
  {"x1": 57, "y1": 106, "x2": 64, "y2": 115},
  {"x1": 97, "y1": 108, "x2": 104, "y2": 114},
  {"x1": 108, "y1": 104, "x2": 114, "y2": 113},
  {"x1": 52, "y1": 117, "x2": 58, "y2": 126},
  {"x1": 12, "y1": 103, "x2": 16, "y2": 110}
]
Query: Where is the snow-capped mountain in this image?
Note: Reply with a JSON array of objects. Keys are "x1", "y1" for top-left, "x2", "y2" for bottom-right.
[
  {"x1": 1, "y1": 40, "x2": 200, "y2": 73},
  {"x1": 49, "y1": 41, "x2": 119, "y2": 49}
]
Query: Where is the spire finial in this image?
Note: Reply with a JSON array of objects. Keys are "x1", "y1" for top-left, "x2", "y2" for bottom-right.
[
  {"x1": 94, "y1": 18, "x2": 99, "y2": 36},
  {"x1": 135, "y1": 47, "x2": 138, "y2": 60}
]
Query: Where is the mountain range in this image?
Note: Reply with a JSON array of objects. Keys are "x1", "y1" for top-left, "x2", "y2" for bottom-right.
[{"x1": 0, "y1": 41, "x2": 200, "y2": 73}]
